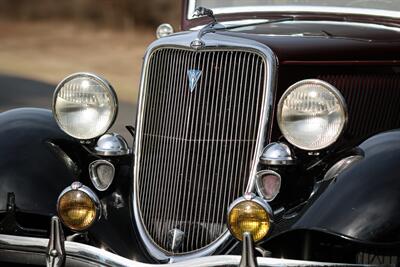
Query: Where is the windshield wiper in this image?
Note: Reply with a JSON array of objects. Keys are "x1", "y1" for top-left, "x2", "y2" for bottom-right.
[{"x1": 222, "y1": 17, "x2": 294, "y2": 30}]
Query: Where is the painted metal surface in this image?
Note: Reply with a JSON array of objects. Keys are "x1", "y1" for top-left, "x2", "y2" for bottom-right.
[
  {"x1": 292, "y1": 130, "x2": 400, "y2": 243},
  {"x1": 1, "y1": 10, "x2": 400, "y2": 265},
  {"x1": 0, "y1": 108, "x2": 75, "y2": 215}
]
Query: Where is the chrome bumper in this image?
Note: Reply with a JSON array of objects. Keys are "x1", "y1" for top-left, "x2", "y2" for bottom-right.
[
  {"x1": 0, "y1": 234, "x2": 382, "y2": 267},
  {"x1": 0, "y1": 217, "x2": 383, "y2": 267}
]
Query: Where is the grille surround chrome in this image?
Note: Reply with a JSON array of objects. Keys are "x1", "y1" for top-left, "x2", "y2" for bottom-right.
[{"x1": 132, "y1": 32, "x2": 277, "y2": 262}]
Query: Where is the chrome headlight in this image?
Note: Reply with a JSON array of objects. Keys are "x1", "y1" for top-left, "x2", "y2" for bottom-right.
[
  {"x1": 53, "y1": 73, "x2": 118, "y2": 140},
  {"x1": 277, "y1": 79, "x2": 347, "y2": 151}
]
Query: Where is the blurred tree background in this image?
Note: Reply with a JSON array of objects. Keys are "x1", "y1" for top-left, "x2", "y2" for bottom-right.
[
  {"x1": 0, "y1": 0, "x2": 181, "y2": 139},
  {"x1": 0, "y1": 0, "x2": 181, "y2": 29}
]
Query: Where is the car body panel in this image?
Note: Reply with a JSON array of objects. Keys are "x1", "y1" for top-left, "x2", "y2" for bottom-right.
[
  {"x1": 0, "y1": 108, "x2": 74, "y2": 216},
  {"x1": 1, "y1": 3, "x2": 400, "y2": 265},
  {"x1": 292, "y1": 130, "x2": 400, "y2": 244}
]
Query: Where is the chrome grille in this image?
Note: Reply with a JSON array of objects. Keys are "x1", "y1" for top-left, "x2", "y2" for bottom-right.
[{"x1": 137, "y1": 47, "x2": 266, "y2": 253}]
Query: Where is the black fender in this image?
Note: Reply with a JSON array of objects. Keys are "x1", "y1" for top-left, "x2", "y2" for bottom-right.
[
  {"x1": 291, "y1": 130, "x2": 400, "y2": 244},
  {"x1": 0, "y1": 108, "x2": 76, "y2": 220},
  {"x1": 0, "y1": 108, "x2": 149, "y2": 262}
]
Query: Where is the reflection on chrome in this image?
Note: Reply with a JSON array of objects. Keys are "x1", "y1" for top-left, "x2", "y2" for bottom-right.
[{"x1": 0, "y1": 233, "x2": 374, "y2": 267}]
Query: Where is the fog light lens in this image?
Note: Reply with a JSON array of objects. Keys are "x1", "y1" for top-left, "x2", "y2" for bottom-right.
[
  {"x1": 57, "y1": 182, "x2": 100, "y2": 231},
  {"x1": 255, "y1": 170, "x2": 281, "y2": 201},
  {"x1": 89, "y1": 160, "x2": 115, "y2": 191},
  {"x1": 228, "y1": 197, "x2": 271, "y2": 242}
]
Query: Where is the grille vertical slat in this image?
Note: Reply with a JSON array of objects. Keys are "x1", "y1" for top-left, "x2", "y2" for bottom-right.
[
  {"x1": 158, "y1": 49, "x2": 175, "y2": 240},
  {"x1": 191, "y1": 51, "x2": 214, "y2": 250},
  {"x1": 169, "y1": 50, "x2": 190, "y2": 235},
  {"x1": 180, "y1": 51, "x2": 196, "y2": 247},
  {"x1": 211, "y1": 53, "x2": 233, "y2": 239},
  {"x1": 141, "y1": 50, "x2": 163, "y2": 225},
  {"x1": 171, "y1": 50, "x2": 188, "y2": 237},
  {"x1": 234, "y1": 54, "x2": 251, "y2": 207},
  {"x1": 139, "y1": 50, "x2": 155, "y2": 216},
  {"x1": 147, "y1": 49, "x2": 163, "y2": 239},
  {"x1": 243, "y1": 54, "x2": 256, "y2": 191},
  {"x1": 188, "y1": 51, "x2": 199, "y2": 249},
  {"x1": 220, "y1": 53, "x2": 244, "y2": 232},
  {"x1": 213, "y1": 53, "x2": 237, "y2": 237},
  {"x1": 138, "y1": 48, "x2": 266, "y2": 253},
  {"x1": 159, "y1": 50, "x2": 179, "y2": 245},
  {"x1": 204, "y1": 52, "x2": 228, "y2": 246},
  {"x1": 203, "y1": 51, "x2": 221, "y2": 246},
  {"x1": 163, "y1": 50, "x2": 177, "y2": 241}
]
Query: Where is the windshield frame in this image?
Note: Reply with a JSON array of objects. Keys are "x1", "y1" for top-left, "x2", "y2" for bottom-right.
[
  {"x1": 185, "y1": 0, "x2": 400, "y2": 28},
  {"x1": 187, "y1": 1, "x2": 400, "y2": 19}
]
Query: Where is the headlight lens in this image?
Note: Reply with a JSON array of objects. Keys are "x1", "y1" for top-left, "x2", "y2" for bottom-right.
[
  {"x1": 277, "y1": 79, "x2": 347, "y2": 150},
  {"x1": 57, "y1": 182, "x2": 100, "y2": 231},
  {"x1": 53, "y1": 73, "x2": 118, "y2": 140},
  {"x1": 227, "y1": 198, "x2": 271, "y2": 242}
]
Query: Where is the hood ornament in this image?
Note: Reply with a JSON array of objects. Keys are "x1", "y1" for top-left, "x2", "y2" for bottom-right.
[
  {"x1": 167, "y1": 228, "x2": 185, "y2": 252},
  {"x1": 191, "y1": 7, "x2": 223, "y2": 49},
  {"x1": 193, "y1": 7, "x2": 217, "y2": 23},
  {"x1": 187, "y1": 69, "x2": 202, "y2": 92}
]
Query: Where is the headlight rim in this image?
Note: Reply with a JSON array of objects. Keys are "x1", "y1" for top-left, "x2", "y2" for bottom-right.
[
  {"x1": 52, "y1": 72, "x2": 119, "y2": 140},
  {"x1": 227, "y1": 194, "x2": 272, "y2": 243},
  {"x1": 57, "y1": 182, "x2": 102, "y2": 232},
  {"x1": 277, "y1": 78, "x2": 348, "y2": 151}
]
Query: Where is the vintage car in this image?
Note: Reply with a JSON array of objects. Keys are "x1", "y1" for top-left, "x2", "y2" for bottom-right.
[{"x1": 1, "y1": 0, "x2": 400, "y2": 266}]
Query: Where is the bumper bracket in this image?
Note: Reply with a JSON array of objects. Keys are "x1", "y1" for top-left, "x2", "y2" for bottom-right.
[{"x1": 46, "y1": 216, "x2": 65, "y2": 267}]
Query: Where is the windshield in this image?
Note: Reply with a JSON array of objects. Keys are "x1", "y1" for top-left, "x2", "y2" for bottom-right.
[{"x1": 188, "y1": 0, "x2": 400, "y2": 19}]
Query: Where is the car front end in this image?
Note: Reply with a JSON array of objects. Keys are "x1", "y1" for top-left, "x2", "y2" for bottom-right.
[{"x1": 1, "y1": 1, "x2": 400, "y2": 266}]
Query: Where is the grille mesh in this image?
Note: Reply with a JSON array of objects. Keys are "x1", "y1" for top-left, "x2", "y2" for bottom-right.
[{"x1": 137, "y1": 48, "x2": 266, "y2": 253}]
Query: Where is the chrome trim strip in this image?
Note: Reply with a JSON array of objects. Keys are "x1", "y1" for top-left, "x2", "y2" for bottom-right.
[
  {"x1": 133, "y1": 32, "x2": 277, "y2": 261},
  {"x1": 0, "y1": 234, "x2": 380, "y2": 267},
  {"x1": 187, "y1": 3, "x2": 400, "y2": 20}
]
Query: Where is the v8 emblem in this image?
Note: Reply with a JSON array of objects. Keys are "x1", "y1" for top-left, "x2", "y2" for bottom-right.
[{"x1": 187, "y1": 69, "x2": 202, "y2": 93}]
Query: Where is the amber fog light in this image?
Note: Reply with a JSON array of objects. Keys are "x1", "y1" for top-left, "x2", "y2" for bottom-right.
[
  {"x1": 57, "y1": 182, "x2": 101, "y2": 231},
  {"x1": 227, "y1": 195, "x2": 271, "y2": 242}
]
